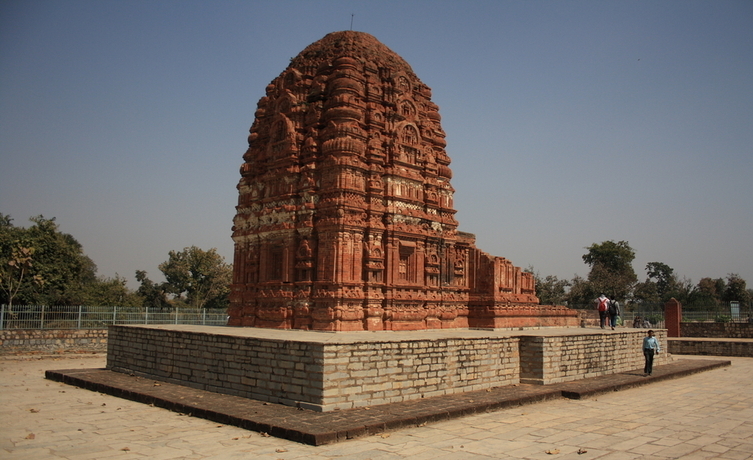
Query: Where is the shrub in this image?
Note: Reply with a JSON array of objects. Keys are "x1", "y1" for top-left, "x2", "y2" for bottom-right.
[{"x1": 646, "y1": 314, "x2": 663, "y2": 325}]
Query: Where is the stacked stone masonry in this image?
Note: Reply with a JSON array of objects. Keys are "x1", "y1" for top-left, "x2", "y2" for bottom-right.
[
  {"x1": 107, "y1": 325, "x2": 520, "y2": 411},
  {"x1": 519, "y1": 331, "x2": 671, "y2": 384},
  {"x1": 108, "y1": 325, "x2": 670, "y2": 412},
  {"x1": 680, "y1": 322, "x2": 753, "y2": 338},
  {"x1": 668, "y1": 338, "x2": 753, "y2": 357},
  {"x1": 0, "y1": 329, "x2": 108, "y2": 354}
]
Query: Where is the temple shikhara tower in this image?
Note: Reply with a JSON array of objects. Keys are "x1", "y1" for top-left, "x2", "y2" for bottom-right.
[{"x1": 228, "y1": 31, "x2": 576, "y2": 331}]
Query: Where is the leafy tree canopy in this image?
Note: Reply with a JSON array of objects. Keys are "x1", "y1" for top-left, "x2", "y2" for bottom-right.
[
  {"x1": 582, "y1": 240, "x2": 637, "y2": 302},
  {"x1": 135, "y1": 270, "x2": 171, "y2": 309},
  {"x1": 2, "y1": 214, "x2": 232, "y2": 310},
  {"x1": 527, "y1": 266, "x2": 570, "y2": 305},
  {"x1": 157, "y1": 246, "x2": 231, "y2": 309},
  {"x1": 1, "y1": 215, "x2": 97, "y2": 306},
  {"x1": 80, "y1": 275, "x2": 142, "y2": 308},
  {"x1": 723, "y1": 274, "x2": 750, "y2": 305},
  {"x1": 646, "y1": 262, "x2": 675, "y2": 298},
  {"x1": 564, "y1": 275, "x2": 596, "y2": 306}
]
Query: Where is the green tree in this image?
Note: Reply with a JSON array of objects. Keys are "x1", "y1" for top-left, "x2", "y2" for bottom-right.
[
  {"x1": 634, "y1": 262, "x2": 683, "y2": 305},
  {"x1": 24, "y1": 216, "x2": 97, "y2": 305},
  {"x1": 632, "y1": 279, "x2": 659, "y2": 304},
  {"x1": 645, "y1": 262, "x2": 676, "y2": 301},
  {"x1": 135, "y1": 270, "x2": 171, "y2": 309},
  {"x1": 158, "y1": 246, "x2": 231, "y2": 309},
  {"x1": 582, "y1": 240, "x2": 637, "y2": 302},
  {"x1": 81, "y1": 275, "x2": 141, "y2": 308},
  {"x1": 528, "y1": 267, "x2": 570, "y2": 305},
  {"x1": 564, "y1": 274, "x2": 596, "y2": 307},
  {"x1": 671, "y1": 277, "x2": 698, "y2": 308},
  {"x1": 696, "y1": 277, "x2": 725, "y2": 309},
  {"x1": 0, "y1": 245, "x2": 41, "y2": 312},
  {"x1": 722, "y1": 273, "x2": 749, "y2": 308},
  {"x1": 0, "y1": 215, "x2": 98, "y2": 306}
]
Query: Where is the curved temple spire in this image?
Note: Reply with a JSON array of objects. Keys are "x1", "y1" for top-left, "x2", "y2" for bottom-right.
[{"x1": 228, "y1": 31, "x2": 576, "y2": 331}]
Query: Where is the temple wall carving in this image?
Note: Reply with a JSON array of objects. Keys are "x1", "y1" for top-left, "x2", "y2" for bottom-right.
[{"x1": 228, "y1": 31, "x2": 577, "y2": 331}]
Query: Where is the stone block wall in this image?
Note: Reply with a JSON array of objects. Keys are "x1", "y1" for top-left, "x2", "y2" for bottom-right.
[
  {"x1": 107, "y1": 325, "x2": 670, "y2": 411},
  {"x1": 681, "y1": 322, "x2": 753, "y2": 338},
  {"x1": 668, "y1": 339, "x2": 753, "y2": 357},
  {"x1": 519, "y1": 331, "x2": 671, "y2": 384},
  {"x1": 318, "y1": 338, "x2": 520, "y2": 410},
  {"x1": 107, "y1": 325, "x2": 520, "y2": 412},
  {"x1": 0, "y1": 329, "x2": 108, "y2": 354}
]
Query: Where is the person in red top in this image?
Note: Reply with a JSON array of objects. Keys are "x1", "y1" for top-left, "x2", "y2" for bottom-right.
[{"x1": 596, "y1": 294, "x2": 610, "y2": 329}]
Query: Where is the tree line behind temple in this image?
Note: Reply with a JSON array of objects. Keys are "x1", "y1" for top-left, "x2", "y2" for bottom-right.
[
  {"x1": 0, "y1": 215, "x2": 230, "y2": 311},
  {"x1": 529, "y1": 240, "x2": 751, "y2": 313},
  {"x1": 2, "y1": 215, "x2": 750, "y2": 314}
]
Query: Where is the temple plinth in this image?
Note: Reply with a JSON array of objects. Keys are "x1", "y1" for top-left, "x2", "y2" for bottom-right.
[{"x1": 228, "y1": 31, "x2": 577, "y2": 331}]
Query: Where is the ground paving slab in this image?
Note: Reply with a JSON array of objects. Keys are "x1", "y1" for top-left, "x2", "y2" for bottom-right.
[
  {"x1": 4, "y1": 354, "x2": 753, "y2": 460},
  {"x1": 45, "y1": 358, "x2": 729, "y2": 446}
]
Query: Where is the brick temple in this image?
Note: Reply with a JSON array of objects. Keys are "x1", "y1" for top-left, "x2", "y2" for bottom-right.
[{"x1": 228, "y1": 31, "x2": 576, "y2": 331}]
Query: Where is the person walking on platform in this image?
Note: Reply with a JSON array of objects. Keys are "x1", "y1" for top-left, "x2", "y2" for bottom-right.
[
  {"x1": 596, "y1": 294, "x2": 610, "y2": 329},
  {"x1": 643, "y1": 330, "x2": 661, "y2": 376},
  {"x1": 608, "y1": 297, "x2": 620, "y2": 330}
]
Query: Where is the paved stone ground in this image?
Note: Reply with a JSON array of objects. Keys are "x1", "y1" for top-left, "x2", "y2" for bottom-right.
[
  {"x1": 2, "y1": 354, "x2": 753, "y2": 459},
  {"x1": 43, "y1": 358, "x2": 729, "y2": 446}
]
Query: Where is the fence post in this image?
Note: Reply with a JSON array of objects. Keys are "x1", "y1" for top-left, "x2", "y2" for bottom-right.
[
  {"x1": 145, "y1": 306, "x2": 149, "y2": 325},
  {"x1": 202, "y1": 308, "x2": 206, "y2": 325},
  {"x1": 0, "y1": 304, "x2": 4, "y2": 331},
  {"x1": 665, "y1": 298, "x2": 682, "y2": 337},
  {"x1": 77, "y1": 305, "x2": 83, "y2": 329},
  {"x1": 41, "y1": 305, "x2": 45, "y2": 329},
  {"x1": 175, "y1": 307, "x2": 178, "y2": 324},
  {"x1": 113, "y1": 306, "x2": 117, "y2": 325}
]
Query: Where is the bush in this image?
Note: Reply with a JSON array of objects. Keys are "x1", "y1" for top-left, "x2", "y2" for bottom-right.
[
  {"x1": 646, "y1": 314, "x2": 663, "y2": 326},
  {"x1": 714, "y1": 315, "x2": 731, "y2": 323}
]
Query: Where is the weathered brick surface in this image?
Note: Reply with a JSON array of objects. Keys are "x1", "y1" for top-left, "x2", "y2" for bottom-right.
[
  {"x1": 681, "y1": 322, "x2": 753, "y2": 338},
  {"x1": 668, "y1": 338, "x2": 753, "y2": 357},
  {"x1": 227, "y1": 30, "x2": 578, "y2": 332},
  {"x1": 0, "y1": 329, "x2": 108, "y2": 354},
  {"x1": 517, "y1": 331, "x2": 671, "y2": 384},
  {"x1": 107, "y1": 325, "x2": 520, "y2": 411},
  {"x1": 107, "y1": 325, "x2": 670, "y2": 411}
]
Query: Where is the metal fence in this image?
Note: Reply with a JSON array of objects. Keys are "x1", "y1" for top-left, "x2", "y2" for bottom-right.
[
  {"x1": 679, "y1": 311, "x2": 750, "y2": 322},
  {"x1": 619, "y1": 309, "x2": 751, "y2": 326},
  {"x1": 620, "y1": 311, "x2": 665, "y2": 329},
  {"x1": 0, "y1": 305, "x2": 228, "y2": 330},
  {"x1": 2, "y1": 304, "x2": 748, "y2": 331},
  {"x1": 570, "y1": 301, "x2": 749, "y2": 324}
]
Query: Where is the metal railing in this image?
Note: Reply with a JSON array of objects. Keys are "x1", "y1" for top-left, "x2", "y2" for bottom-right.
[
  {"x1": 680, "y1": 311, "x2": 751, "y2": 322},
  {"x1": 0, "y1": 305, "x2": 228, "y2": 330},
  {"x1": 620, "y1": 312, "x2": 665, "y2": 329}
]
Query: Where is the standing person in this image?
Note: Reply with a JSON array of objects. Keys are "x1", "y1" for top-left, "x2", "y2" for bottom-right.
[
  {"x1": 596, "y1": 294, "x2": 610, "y2": 329},
  {"x1": 642, "y1": 330, "x2": 661, "y2": 376},
  {"x1": 608, "y1": 297, "x2": 620, "y2": 330}
]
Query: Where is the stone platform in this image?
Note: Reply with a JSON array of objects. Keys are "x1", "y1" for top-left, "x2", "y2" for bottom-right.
[
  {"x1": 103, "y1": 325, "x2": 672, "y2": 412},
  {"x1": 45, "y1": 357, "x2": 729, "y2": 446},
  {"x1": 668, "y1": 337, "x2": 753, "y2": 357}
]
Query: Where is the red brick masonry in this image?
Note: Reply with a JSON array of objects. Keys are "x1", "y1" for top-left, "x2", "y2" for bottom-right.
[{"x1": 228, "y1": 31, "x2": 577, "y2": 331}]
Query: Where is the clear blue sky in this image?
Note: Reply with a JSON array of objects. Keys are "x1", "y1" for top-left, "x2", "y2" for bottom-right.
[{"x1": 1, "y1": 0, "x2": 751, "y2": 290}]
